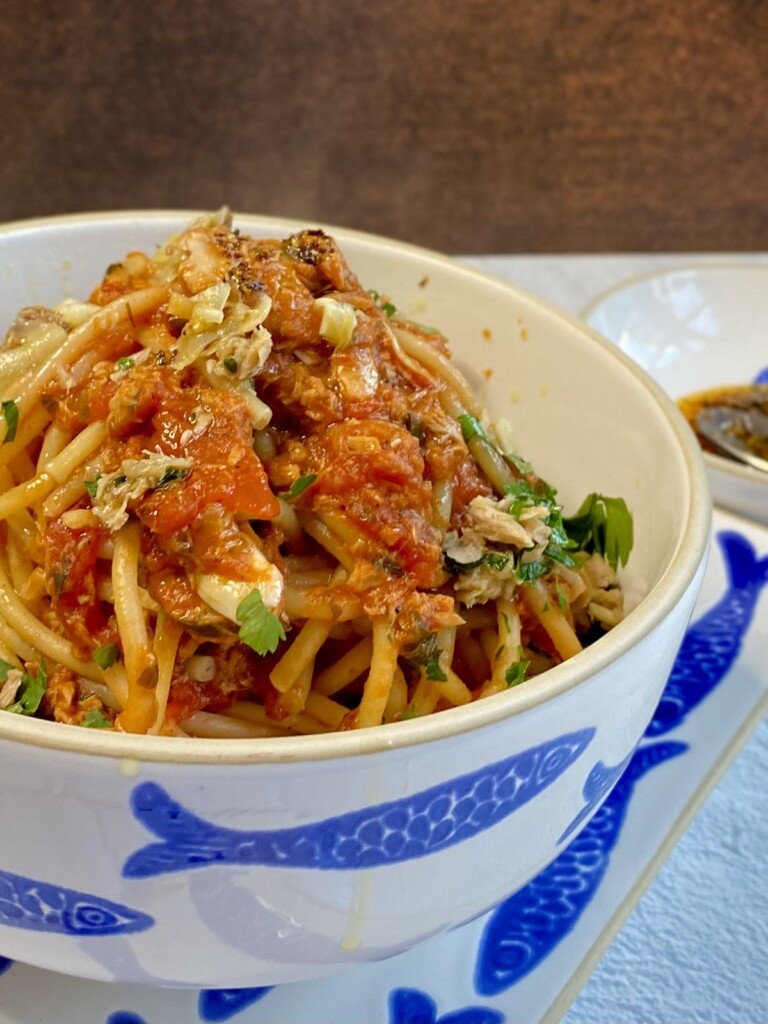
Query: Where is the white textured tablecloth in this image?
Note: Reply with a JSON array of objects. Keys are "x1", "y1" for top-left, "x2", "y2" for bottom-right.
[{"x1": 463, "y1": 254, "x2": 768, "y2": 1024}]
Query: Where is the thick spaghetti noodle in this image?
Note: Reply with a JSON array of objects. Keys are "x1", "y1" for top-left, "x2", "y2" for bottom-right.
[{"x1": 0, "y1": 211, "x2": 633, "y2": 736}]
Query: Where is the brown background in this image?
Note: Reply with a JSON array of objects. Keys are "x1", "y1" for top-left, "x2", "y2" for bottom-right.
[{"x1": 1, "y1": 0, "x2": 768, "y2": 253}]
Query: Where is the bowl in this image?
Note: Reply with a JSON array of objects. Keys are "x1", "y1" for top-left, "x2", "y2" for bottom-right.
[
  {"x1": 0, "y1": 213, "x2": 710, "y2": 987},
  {"x1": 583, "y1": 264, "x2": 768, "y2": 525}
]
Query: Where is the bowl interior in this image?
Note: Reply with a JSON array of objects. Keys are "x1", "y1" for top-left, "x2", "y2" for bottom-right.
[
  {"x1": 583, "y1": 265, "x2": 768, "y2": 395},
  {"x1": 0, "y1": 212, "x2": 708, "y2": 761}
]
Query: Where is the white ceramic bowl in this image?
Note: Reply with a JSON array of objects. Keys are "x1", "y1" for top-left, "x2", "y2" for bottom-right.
[
  {"x1": 583, "y1": 265, "x2": 768, "y2": 525},
  {"x1": 0, "y1": 214, "x2": 710, "y2": 987}
]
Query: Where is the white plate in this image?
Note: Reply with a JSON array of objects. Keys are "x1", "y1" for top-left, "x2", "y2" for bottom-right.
[
  {"x1": 583, "y1": 265, "x2": 768, "y2": 525},
  {"x1": 1, "y1": 506, "x2": 765, "y2": 1024}
]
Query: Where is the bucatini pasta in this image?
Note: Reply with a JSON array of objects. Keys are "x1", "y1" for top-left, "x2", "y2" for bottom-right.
[{"x1": 0, "y1": 210, "x2": 634, "y2": 736}]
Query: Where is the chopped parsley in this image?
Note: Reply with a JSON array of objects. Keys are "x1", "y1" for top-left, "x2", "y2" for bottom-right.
[
  {"x1": 458, "y1": 413, "x2": 485, "y2": 444},
  {"x1": 158, "y1": 466, "x2": 189, "y2": 487},
  {"x1": 445, "y1": 551, "x2": 510, "y2": 575},
  {"x1": 0, "y1": 658, "x2": 47, "y2": 716},
  {"x1": 516, "y1": 559, "x2": 549, "y2": 583},
  {"x1": 505, "y1": 659, "x2": 530, "y2": 688},
  {"x1": 114, "y1": 356, "x2": 135, "y2": 372},
  {"x1": 367, "y1": 289, "x2": 396, "y2": 317},
  {"x1": 236, "y1": 588, "x2": 286, "y2": 655},
  {"x1": 424, "y1": 653, "x2": 448, "y2": 682},
  {"x1": 223, "y1": 356, "x2": 238, "y2": 374},
  {"x1": 83, "y1": 473, "x2": 101, "y2": 499},
  {"x1": 51, "y1": 566, "x2": 70, "y2": 595},
  {"x1": 505, "y1": 451, "x2": 534, "y2": 475},
  {"x1": 92, "y1": 643, "x2": 119, "y2": 670},
  {"x1": 2, "y1": 400, "x2": 18, "y2": 444},
  {"x1": 280, "y1": 474, "x2": 317, "y2": 502},
  {"x1": 81, "y1": 709, "x2": 113, "y2": 729},
  {"x1": 563, "y1": 493, "x2": 634, "y2": 570},
  {"x1": 404, "y1": 632, "x2": 447, "y2": 681}
]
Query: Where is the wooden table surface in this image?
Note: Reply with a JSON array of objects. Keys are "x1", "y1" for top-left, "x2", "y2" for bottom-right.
[{"x1": 2, "y1": 0, "x2": 768, "y2": 253}]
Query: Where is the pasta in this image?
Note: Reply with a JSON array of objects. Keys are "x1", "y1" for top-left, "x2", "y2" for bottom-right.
[{"x1": 0, "y1": 210, "x2": 634, "y2": 737}]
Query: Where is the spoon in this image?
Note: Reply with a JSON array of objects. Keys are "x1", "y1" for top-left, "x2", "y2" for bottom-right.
[{"x1": 696, "y1": 405, "x2": 768, "y2": 474}]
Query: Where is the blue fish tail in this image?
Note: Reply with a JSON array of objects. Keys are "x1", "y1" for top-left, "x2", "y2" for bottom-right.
[
  {"x1": 621, "y1": 740, "x2": 688, "y2": 787},
  {"x1": 718, "y1": 531, "x2": 768, "y2": 591},
  {"x1": 123, "y1": 783, "x2": 238, "y2": 879}
]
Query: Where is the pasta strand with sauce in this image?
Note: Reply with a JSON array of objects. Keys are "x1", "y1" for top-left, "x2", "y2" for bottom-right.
[{"x1": 0, "y1": 211, "x2": 632, "y2": 735}]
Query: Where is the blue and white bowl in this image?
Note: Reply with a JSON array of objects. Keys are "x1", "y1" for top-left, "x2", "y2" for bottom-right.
[
  {"x1": 583, "y1": 264, "x2": 768, "y2": 525},
  {"x1": 0, "y1": 214, "x2": 710, "y2": 987}
]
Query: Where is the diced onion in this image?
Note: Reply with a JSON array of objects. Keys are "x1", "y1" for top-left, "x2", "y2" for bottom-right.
[
  {"x1": 314, "y1": 296, "x2": 357, "y2": 350},
  {"x1": 186, "y1": 655, "x2": 216, "y2": 682}
]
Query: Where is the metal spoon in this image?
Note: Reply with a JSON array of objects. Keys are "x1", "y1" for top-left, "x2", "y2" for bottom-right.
[{"x1": 696, "y1": 405, "x2": 768, "y2": 474}]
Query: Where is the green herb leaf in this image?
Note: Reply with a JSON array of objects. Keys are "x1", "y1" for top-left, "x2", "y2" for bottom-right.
[
  {"x1": 424, "y1": 653, "x2": 447, "y2": 682},
  {"x1": 401, "y1": 706, "x2": 421, "y2": 720},
  {"x1": 223, "y1": 356, "x2": 238, "y2": 374},
  {"x1": 504, "y1": 451, "x2": 534, "y2": 475},
  {"x1": 81, "y1": 709, "x2": 113, "y2": 729},
  {"x1": 84, "y1": 473, "x2": 101, "y2": 500},
  {"x1": 51, "y1": 566, "x2": 69, "y2": 595},
  {"x1": 158, "y1": 466, "x2": 189, "y2": 487},
  {"x1": 2, "y1": 400, "x2": 18, "y2": 444},
  {"x1": 563, "y1": 493, "x2": 634, "y2": 570},
  {"x1": 92, "y1": 643, "x2": 119, "y2": 670},
  {"x1": 517, "y1": 559, "x2": 549, "y2": 583},
  {"x1": 280, "y1": 474, "x2": 317, "y2": 502},
  {"x1": 0, "y1": 659, "x2": 14, "y2": 683},
  {"x1": 236, "y1": 588, "x2": 286, "y2": 656},
  {"x1": 483, "y1": 552, "x2": 509, "y2": 571},
  {"x1": 115, "y1": 356, "x2": 135, "y2": 372},
  {"x1": 4, "y1": 659, "x2": 47, "y2": 716},
  {"x1": 505, "y1": 659, "x2": 530, "y2": 688},
  {"x1": 458, "y1": 413, "x2": 485, "y2": 444}
]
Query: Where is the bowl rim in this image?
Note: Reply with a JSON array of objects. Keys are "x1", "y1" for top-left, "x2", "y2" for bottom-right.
[
  {"x1": 0, "y1": 209, "x2": 712, "y2": 764},
  {"x1": 580, "y1": 262, "x2": 768, "y2": 494}
]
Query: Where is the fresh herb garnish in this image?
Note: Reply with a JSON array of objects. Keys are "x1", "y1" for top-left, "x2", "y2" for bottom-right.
[
  {"x1": 505, "y1": 451, "x2": 534, "y2": 475},
  {"x1": 83, "y1": 473, "x2": 101, "y2": 499},
  {"x1": 81, "y1": 709, "x2": 113, "y2": 729},
  {"x1": 424, "y1": 653, "x2": 448, "y2": 682},
  {"x1": 405, "y1": 413, "x2": 425, "y2": 442},
  {"x1": 563, "y1": 493, "x2": 634, "y2": 570},
  {"x1": 2, "y1": 400, "x2": 18, "y2": 444},
  {"x1": 517, "y1": 559, "x2": 549, "y2": 583},
  {"x1": 223, "y1": 356, "x2": 238, "y2": 374},
  {"x1": 115, "y1": 356, "x2": 135, "y2": 372},
  {"x1": 372, "y1": 555, "x2": 405, "y2": 578},
  {"x1": 236, "y1": 588, "x2": 286, "y2": 655},
  {"x1": 158, "y1": 467, "x2": 189, "y2": 487},
  {"x1": 368, "y1": 289, "x2": 396, "y2": 317},
  {"x1": 0, "y1": 658, "x2": 47, "y2": 716},
  {"x1": 92, "y1": 643, "x2": 119, "y2": 670},
  {"x1": 280, "y1": 474, "x2": 317, "y2": 501},
  {"x1": 458, "y1": 413, "x2": 485, "y2": 444},
  {"x1": 51, "y1": 566, "x2": 70, "y2": 595},
  {"x1": 483, "y1": 552, "x2": 509, "y2": 571},
  {"x1": 505, "y1": 659, "x2": 530, "y2": 688}
]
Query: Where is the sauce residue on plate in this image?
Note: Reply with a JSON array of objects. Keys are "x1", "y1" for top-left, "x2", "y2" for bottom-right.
[{"x1": 678, "y1": 385, "x2": 768, "y2": 461}]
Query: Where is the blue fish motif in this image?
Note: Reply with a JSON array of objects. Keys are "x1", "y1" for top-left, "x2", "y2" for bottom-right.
[
  {"x1": 0, "y1": 956, "x2": 12, "y2": 977},
  {"x1": 389, "y1": 987, "x2": 505, "y2": 1024},
  {"x1": 475, "y1": 741, "x2": 687, "y2": 995},
  {"x1": 647, "y1": 530, "x2": 768, "y2": 737},
  {"x1": 0, "y1": 868, "x2": 154, "y2": 937},
  {"x1": 557, "y1": 750, "x2": 634, "y2": 845},
  {"x1": 123, "y1": 729, "x2": 593, "y2": 879},
  {"x1": 753, "y1": 367, "x2": 768, "y2": 384},
  {"x1": 198, "y1": 987, "x2": 273, "y2": 1022}
]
